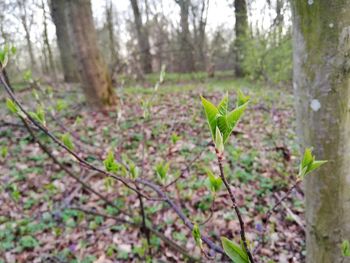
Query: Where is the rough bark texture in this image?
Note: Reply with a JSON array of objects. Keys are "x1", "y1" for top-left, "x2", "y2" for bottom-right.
[
  {"x1": 292, "y1": 1, "x2": 350, "y2": 262},
  {"x1": 176, "y1": 0, "x2": 195, "y2": 73},
  {"x1": 67, "y1": 0, "x2": 116, "y2": 109},
  {"x1": 50, "y1": 0, "x2": 79, "y2": 82},
  {"x1": 234, "y1": 0, "x2": 248, "y2": 77},
  {"x1": 130, "y1": 0, "x2": 153, "y2": 74}
]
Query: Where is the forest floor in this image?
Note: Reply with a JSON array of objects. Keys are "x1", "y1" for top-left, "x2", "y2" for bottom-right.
[{"x1": 0, "y1": 73, "x2": 304, "y2": 263}]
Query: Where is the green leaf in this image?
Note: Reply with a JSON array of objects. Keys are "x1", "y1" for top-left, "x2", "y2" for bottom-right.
[
  {"x1": 221, "y1": 237, "x2": 249, "y2": 263},
  {"x1": 342, "y1": 240, "x2": 350, "y2": 257},
  {"x1": 36, "y1": 106, "x2": 46, "y2": 126},
  {"x1": 23, "y1": 70, "x2": 33, "y2": 82},
  {"x1": 215, "y1": 127, "x2": 224, "y2": 153},
  {"x1": 217, "y1": 102, "x2": 248, "y2": 143},
  {"x1": 171, "y1": 133, "x2": 181, "y2": 144},
  {"x1": 129, "y1": 162, "x2": 139, "y2": 179},
  {"x1": 302, "y1": 148, "x2": 313, "y2": 168},
  {"x1": 19, "y1": 235, "x2": 39, "y2": 249},
  {"x1": 56, "y1": 99, "x2": 67, "y2": 112},
  {"x1": 192, "y1": 224, "x2": 202, "y2": 248},
  {"x1": 103, "y1": 150, "x2": 120, "y2": 173},
  {"x1": 155, "y1": 162, "x2": 169, "y2": 181},
  {"x1": 299, "y1": 148, "x2": 327, "y2": 177},
  {"x1": 6, "y1": 98, "x2": 18, "y2": 114},
  {"x1": 201, "y1": 96, "x2": 219, "y2": 140},
  {"x1": 1, "y1": 146, "x2": 8, "y2": 159},
  {"x1": 206, "y1": 168, "x2": 222, "y2": 193},
  {"x1": 29, "y1": 106, "x2": 46, "y2": 126},
  {"x1": 308, "y1": 160, "x2": 328, "y2": 173},
  {"x1": 217, "y1": 92, "x2": 228, "y2": 115},
  {"x1": 236, "y1": 90, "x2": 250, "y2": 107},
  {"x1": 0, "y1": 45, "x2": 9, "y2": 67},
  {"x1": 61, "y1": 133, "x2": 74, "y2": 151}
]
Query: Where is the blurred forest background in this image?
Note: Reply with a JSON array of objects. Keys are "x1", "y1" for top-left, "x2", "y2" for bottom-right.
[
  {"x1": 0, "y1": 0, "x2": 350, "y2": 263},
  {"x1": 0, "y1": 0, "x2": 292, "y2": 86}
]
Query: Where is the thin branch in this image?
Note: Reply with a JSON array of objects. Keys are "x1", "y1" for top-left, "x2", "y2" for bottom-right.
[
  {"x1": 136, "y1": 177, "x2": 224, "y2": 255},
  {"x1": 69, "y1": 206, "x2": 201, "y2": 262},
  {"x1": 217, "y1": 154, "x2": 255, "y2": 263},
  {"x1": 0, "y1": 70, "x2": 224, "y2": 257},
  {"x1": 0, "y1": 71, "x2": 151, "y2": 200}
]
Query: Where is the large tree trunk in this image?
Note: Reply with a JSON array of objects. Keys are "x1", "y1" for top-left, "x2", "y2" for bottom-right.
[
  {"x1": 67, "y1": 0, "x2": 117, "y2": 109},
  {"x1": 292, "y1": 1, "x2": 350, "y2": 262},
  {"x1": 130, "y1": 0, "x2": 153, "y2": 74},
  {"x1": 50, "y1": 0, "x2": 79, "y2": 82},
  {"x1": 176, "y1": 0, "x2": 195, "y2": 73},
  {"x1": 233, "y1": 0, "x2": 248, "y2": 77}
]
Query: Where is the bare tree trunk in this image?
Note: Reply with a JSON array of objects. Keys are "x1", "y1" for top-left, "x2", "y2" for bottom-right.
[
  {"x1": 17, "y1": 0, "x2": 37, "y2": 69},
  {"x1": 41, "y1": 0, "x2": 55, "y2": 78},
  {"x1": 233, "y1": 0, "x2": 248, "y2": 77},
  {"x1": 50, "y1": 0, "x2": 79, "y2": 82},
  {"x1": 105, "y1": 1, "x2": 119, "y2": 66},
  {"x1": 191, "y1": 0, "x2": 209, "y2": 71},
  {"x1": 130, "y1": 0, "x2": 153, "y2": 74},
  {"x1": 67, "y1": 0, "x2": 117, "y2": 109},
  {"x1": 176, "y1": 0, "x2": 195, "y2": 73},
  {"x1": 292, "y1": 1, "x2": 350, "y2": 262}
]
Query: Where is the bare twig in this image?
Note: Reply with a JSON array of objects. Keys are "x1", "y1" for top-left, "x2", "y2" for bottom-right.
[
  {"x1": 69, "y1": 206, "x2": 201, "y2": 262},
  {"x1": 136, "y1": 177, "x2": 224, "y2": 255},
  {"x1": 217, "y1": 153, "x2": 255, "y2": 263},
  {"x1": 0, "y1": 69, "x2": 225, "y2": 257}
]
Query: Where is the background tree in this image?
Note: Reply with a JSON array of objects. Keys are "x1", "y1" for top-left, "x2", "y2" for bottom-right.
[
  {"x1": 50, "y1": 0, "x2": 79, "y2": 82},
  {"x1": 233, "y1": 0, "x2": 248, "y2": 77},
  {"x1": 67, "y1": 0, "x2": 117, "y2": 108},
  {"x1": 17, "y1": 0, "x2": 37, "y2": 69},
  {"x1": 292, "y1": 1, "x2": 350, "y2": 262},
  {"x1": 175, "y1": 0, "x2": 195, "y2": 73},
  {"x1": 40, "y1": 0, "x2": 55, "y2": 77},
  {"x1": 191, "y1": 0, "x2": 209, "y2": 71},
  {"x1": 105, "y1": 1, "x2": 119, "y2": 70},
  {"x1": 130, "y1": 0, "x2": 153, "y2": 74}
]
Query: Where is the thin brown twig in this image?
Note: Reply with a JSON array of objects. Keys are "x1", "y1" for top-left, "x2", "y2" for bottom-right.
[
  {"x1": 68, "y1": 206, "x2": 201, "y2": 262},
  {"x1": 217, "y1": 153, "x2": 255, "y2": 263},
  {"x1": 254, "y1": 178, "x2": 302, "y2": 254},
  {"x1": 0, "y1": 70, "x2": 224, "y2": 257},
  {"x1": 0, "y1": 72, "x2": 153, "y2": 200}
]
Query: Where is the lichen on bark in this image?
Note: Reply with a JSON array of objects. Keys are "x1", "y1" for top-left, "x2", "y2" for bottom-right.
[{"x1": 292, "y1": 1, "x2": 350, "y2": 262}]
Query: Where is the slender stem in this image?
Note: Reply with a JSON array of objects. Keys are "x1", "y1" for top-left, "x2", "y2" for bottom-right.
[
  {"x1": 254, "y1": 178, "x2": 302, "y2": 253},
  {"x1": 265, "y1": 178, "x2": 301, "y2": 220},
  {"x1": 136, "y1": 186, "x2": 151, "y2": 256},
  {"x1": 217, "y1": 154, "x2": 255, "y2": 263}
]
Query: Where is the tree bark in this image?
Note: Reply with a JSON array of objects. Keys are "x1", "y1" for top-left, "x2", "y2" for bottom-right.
[
  {"x1": 105, "y1": 1, "x2": 119, "y2": 67},
  {"x1": 292, "y1": 1, "x2": 350, "y2": 262},
  {"x1": 41, "y1": 0, "x2": 55, "y2": 78},
  {"x1": 50, "y1": 0, "x2": 79, "y2": 82},
  {"x1": 17, "y1": 0, "x2": 37, "y2": 69},
  {"x1": 67, "y1": 0, "x2": 117, "y2": 109},
  {"x1": 130, "y1": 0, "x2": 153, "y2": 74},
  {"x1": 233, "y1": 0, "x2": 248, "y2": 77},
  {"x1": 191, "y1": 0, "x2": 209, "y2": 71},
  {"x1": 176, "y1": 0, "x2": 195, "y2": 73}
]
